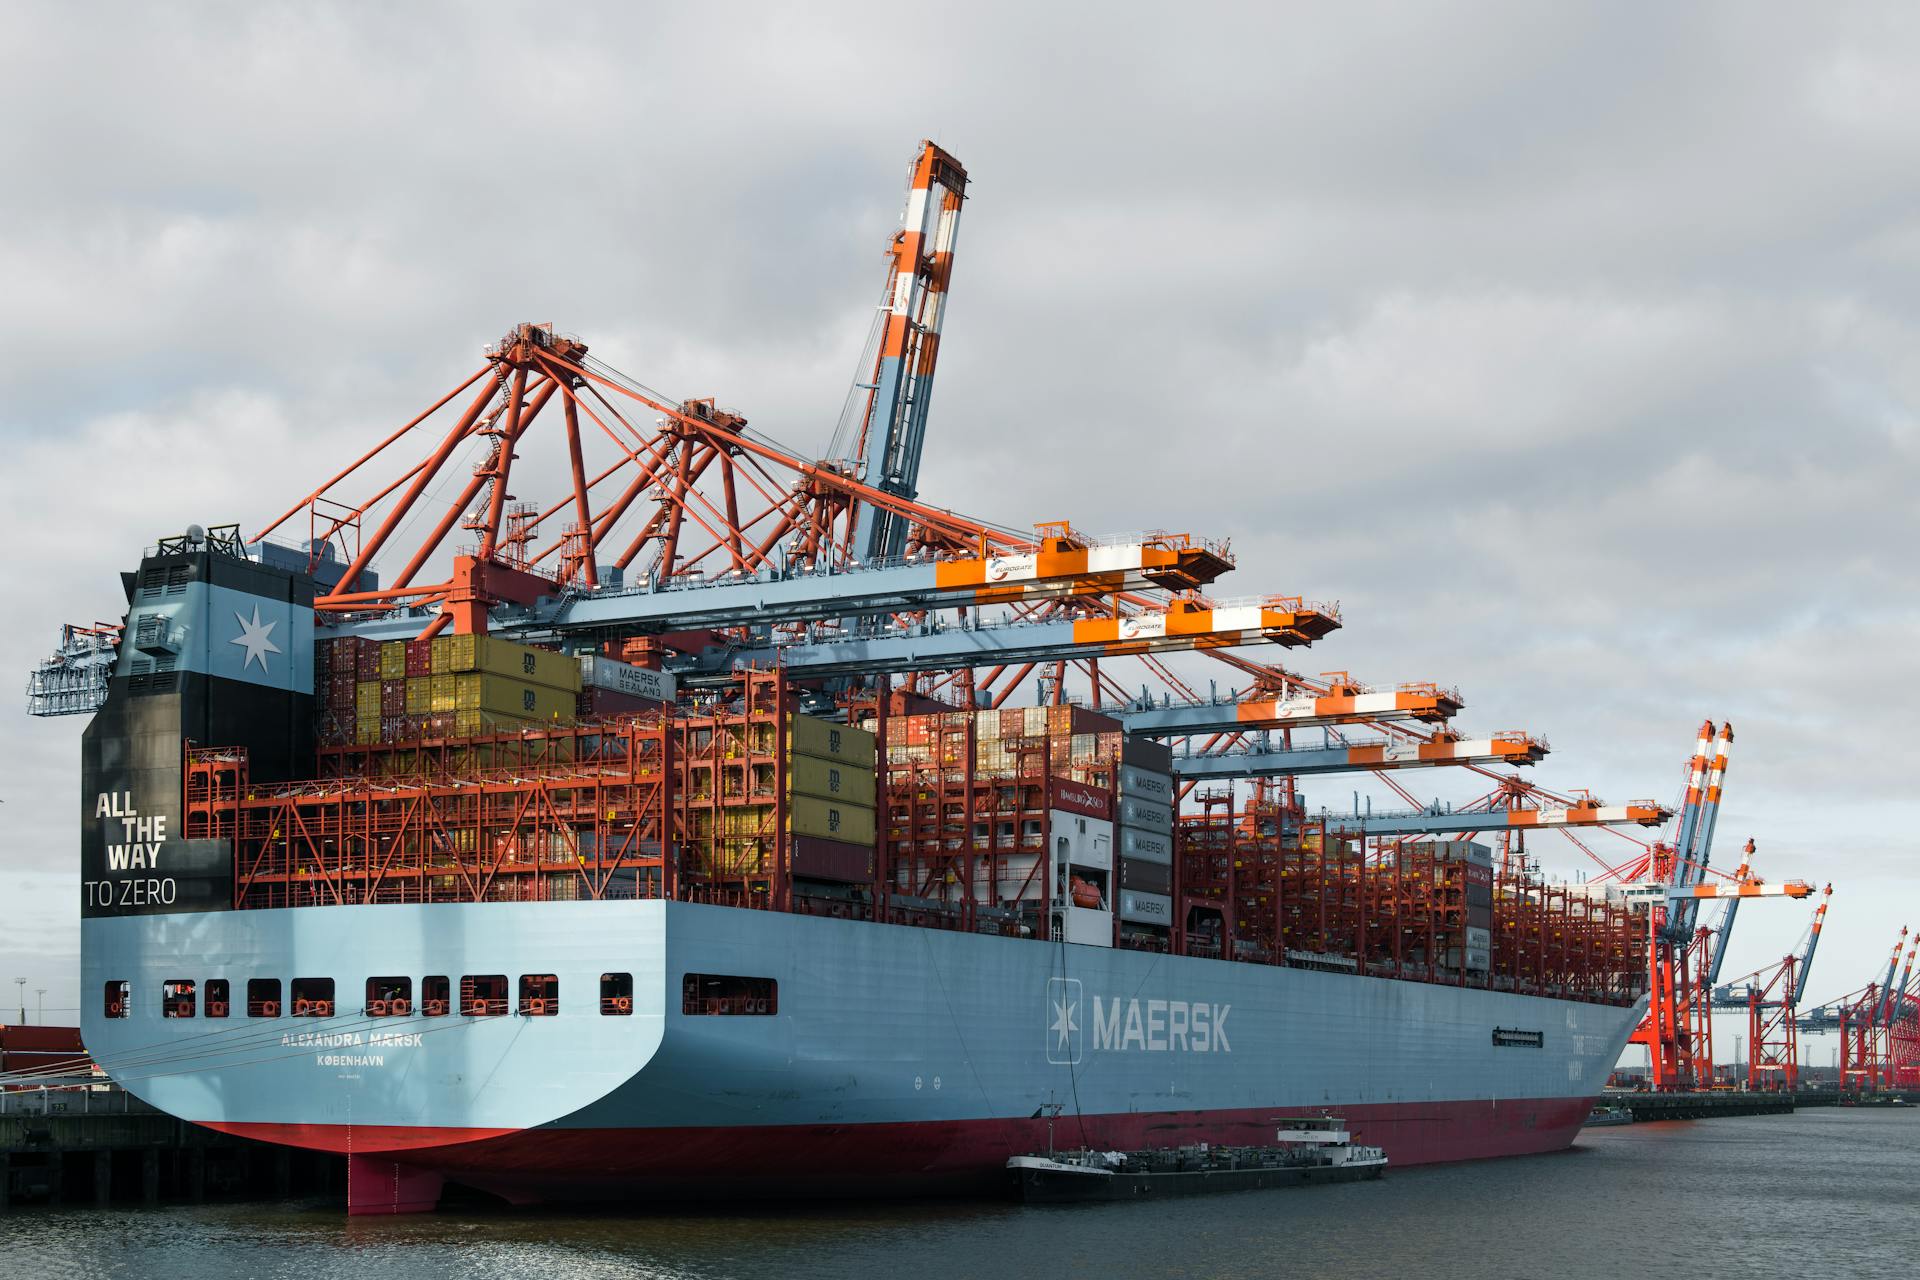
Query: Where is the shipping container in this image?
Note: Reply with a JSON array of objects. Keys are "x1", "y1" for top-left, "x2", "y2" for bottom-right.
[
  {"x1": 1118, "y1": 826, "x2": 1173, "y2": 863},
  {"x1": 787, "y1": 715, "x2": 877, "y2": 767},
  {"x1": 1118, "y1": 857, "x2": 1173, "y2": 896},
  {"x1": 787, "y1": 794, "x2": 877, "y2": 846},
  {"x1": 381, "y1": 679, "x2": 406, "y2": 716},
  {"x1": 355, "y1": 640, "x2": 381, "y2": 681},
  {"x1": 356, "y1": 681, "x2": 382, "y2": 718},
  {"x1": 449, "y1": 673, "x2": 576, "y2": 722},
  {"x1": 578, "y1": 654, "x2": 677, "y2": 705},
  {"x1": 786, "y1": 755, "x2": 878, "y2": 807},
  {"x1": 1120, "y1": 734, "x2": 1174, "y2": 771},
  {"x1": 405, "y1": 677, "x2": 431, "y2": 716},
  {"x1": 790, "y1": 835, "x2": 874, "y2": 884},
  {"x1": 1118, "y1": 764, "x2": 1174, "y2": 803},
  {"x1": 379, "y1": 640, "x2": 407, "y2": 681},
  {"x1": 1116, "y1": 797, "x2": 1173, "y2": 832},
  {"x1": 1118, "y1": 889, "x2": 1174, "y2": 926},
  {"x1": 440, "y1": 634, "x2": 581, "y2": 691}
]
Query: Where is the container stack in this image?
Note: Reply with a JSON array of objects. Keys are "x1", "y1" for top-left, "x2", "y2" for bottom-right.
[
  {"x1": 786, "y1": 715, "x2": 878, "y2": 884},
  {"x1": 1114, "y1": 737, "x2": 1176, "y2": 935},
  {"x1": 316, "y1": 633, "x2": 582, "y2": 745}
]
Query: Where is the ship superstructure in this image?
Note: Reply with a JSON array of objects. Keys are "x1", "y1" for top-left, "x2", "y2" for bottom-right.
[{"x1": 33, "y1": 142, "x2": 1674, "y2": 1214}]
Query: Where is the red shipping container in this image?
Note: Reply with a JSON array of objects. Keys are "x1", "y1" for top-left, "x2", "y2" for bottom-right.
[
  {"x1": 381, "y1": 680, "x2": 406, "y2": 716},
  {"x1": 356, "y1": 639, "x2": 380, "y2": 681},
  {"x1": 790, "y1": 836, "x2": 874, "y2": 884},
  {"x1": 406, "y1": 638, "x2": 433, "y2": 676},
  {"x1": 329, "y1": 680, "x2": 356, "y2": 711},
  {"x1": 1049, "y1": 776, "x2": 1112, "y2": 820}
]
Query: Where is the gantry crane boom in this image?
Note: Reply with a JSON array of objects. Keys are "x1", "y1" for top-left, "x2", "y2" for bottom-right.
[
  {"x1": 1705, "y1": 838, "x2": 1757, "y2": 985},
  {"x1": 843, "y1": 141, "x2": 969, "y2": 564},
  {"x1": 1793, "y1": 885, "x2": 1832, "y2": 1008},
  {"x1": 1121, "y1": 683, "x2": 1462, "y2": 737},
  {"x1": 670, "y1": 597, "x2": 1330, "y2": 686},
  {"x1": 1311, "y1": 799, "x2": 1667, "y2": 837},
  {"x1": 1171, "y1": 732, "x2": 1547, "y2": 781}
]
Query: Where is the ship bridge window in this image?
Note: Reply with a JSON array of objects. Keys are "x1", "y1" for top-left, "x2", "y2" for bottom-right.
[
  {"x1": 104, "y1": 980, "x2": 129, "y2": 1019},
  {"x1": 290, "y1": 978, "x2": 335, "y2": 1018},
  {"x1": 422, "y1": 976, "x2": 450, "y2": 1017},
  {"x1": 162, "y1": 979, "x2": 196, "y2": 1018},
  {"x1": 518, "y1": 974, "x2": 559, "y2": 1016},
  {"x1": 247, "y1": 979, "x2": 282, "y2": 1018},
  {"x1": 681, "y1": 973, "x2": 778, "y2": 1016},
  {"x1": 205, "y1": 979, "x2": 230, "y2": 1019},
  {"x1": 460, "y1": 974, "x2": 509, "y2": 1017},
  {"x1": 366, "y1": 976, "x2": 413, "y2": 1017},
  {"x1": 601, "y1": 972, "x2": 634, "y2": 1016}
]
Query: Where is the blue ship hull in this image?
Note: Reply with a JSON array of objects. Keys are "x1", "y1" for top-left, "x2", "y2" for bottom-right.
[{"x1": 83, "y1": 899, "x2": 1644, "y2": 1205}]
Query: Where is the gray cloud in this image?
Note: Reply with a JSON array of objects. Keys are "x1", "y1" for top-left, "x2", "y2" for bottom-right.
[{"x1": 3, "y1": 2, "x2": 1915, "y2": 1023}]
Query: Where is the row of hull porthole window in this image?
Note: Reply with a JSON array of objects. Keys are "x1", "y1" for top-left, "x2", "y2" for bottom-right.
[{"x1": 101, "y1": 972, "x2": 777, "y2": 1019}]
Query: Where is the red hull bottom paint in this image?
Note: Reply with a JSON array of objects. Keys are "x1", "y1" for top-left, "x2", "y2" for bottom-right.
[{"x1": 216, "y1": 1096, "x2": 1593, "y2": 1207}]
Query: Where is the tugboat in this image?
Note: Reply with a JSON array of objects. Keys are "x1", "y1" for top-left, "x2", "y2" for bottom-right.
[
  {"x1": 1584, "y1": 1103, "x2": 1635, "y2": 1127},
  {"x1": 1009, "y1": 1115, "x2": 1386, "y2": 1203}
]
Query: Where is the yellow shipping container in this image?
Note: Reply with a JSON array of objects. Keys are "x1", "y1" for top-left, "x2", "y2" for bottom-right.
[
  {"x1": 447, "y1": 673, "x2": 574, "y2": 722},
  {"x1": 356, "y1": 681, "x2": 382, "y2": 717},
  {"x1": 429, "y1": 673, "x2": 455, "y2": 713},
  {"x1": 405, "y1": 676, "x2": 431, "y2": 716},
  {"x1": 379, "y1": 640, "x2": 407, "y2": 681},
  {"x1": 441, "y1": 634, "x2": 580, "y2": 692},
  {"x1": 355, "y1": 712, "x2": 381, "y2": 744},
  {"x1": 785, "y1": 755, "x2": 877, "y2": 807},
  {"x1": 430, "y1": 634, "x2": 454, "y2": 675},
  {"x1": 786, "y1": 715, "x2": 877, "y2": 768},
  {"x1": 786, "y1": 794, "x2": 877, "y2": 846}
]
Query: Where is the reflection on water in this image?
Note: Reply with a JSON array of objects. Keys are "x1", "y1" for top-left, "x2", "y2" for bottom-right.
[{"x1": 2, "y1": 1110, "x2": 1916, "y2": 1280}]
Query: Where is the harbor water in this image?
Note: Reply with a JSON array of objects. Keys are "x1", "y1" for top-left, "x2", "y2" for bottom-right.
[{"x1": 1, "y1": 1109, "x2": 1913, "y2": 1279}]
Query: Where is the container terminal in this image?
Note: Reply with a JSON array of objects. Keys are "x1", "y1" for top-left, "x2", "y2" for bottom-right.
[{"x1": 5, "y1": 140, "x2": 1899, "y2": 1216}]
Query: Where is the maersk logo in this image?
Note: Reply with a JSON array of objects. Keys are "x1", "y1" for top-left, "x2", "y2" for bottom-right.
[
  {"x1": 1092, "y1": 996, "x2": 1230, "y2": 1053},
  {"x1": 1046, "y1": 977, "x2": 1082, "y2": 1065},
  {"x1": 1046, "y1": 979, "x2": 1232, "y2": 1060}
]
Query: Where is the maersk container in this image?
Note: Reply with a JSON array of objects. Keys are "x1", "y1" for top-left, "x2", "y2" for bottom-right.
[
  {"x1": 1119, "y1": 888, "x2": 1174, "y2": 925},
  {"x1": 1117, "y1": 764, "x2": 1173, "y2": 803},
  {"x1": 786, "y1": 755, "x2": 878, "y2": 807},
  {"x1": 1116, "y1": 797, "x2": 1173, "y2": 833},
  {"x1": 786, "y1": 794, "x2": 877, "y2": 846},
  {"x1": 1119, "y1": 826, "x2": 1173, "y2": 863},
  {"x1": 787, "y1": 715, "x2": 877, "y2": 768},
  {"x1": 578, "y1": 654, "x2": 677, "y2": 705}
]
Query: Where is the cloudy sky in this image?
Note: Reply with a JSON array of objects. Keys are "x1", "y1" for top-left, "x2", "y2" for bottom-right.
[{"x1": 2, "y1": 3, "x2": 1915, "y2": 1054}]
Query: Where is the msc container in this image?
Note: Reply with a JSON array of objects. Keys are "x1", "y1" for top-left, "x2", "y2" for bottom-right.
[
  {"x1": 440, "y1": 634, "x2": 581, "y2": 691},
  {"x1": 450, "y1": 673, "x2": 576, "y2": 722},
  {"x1": 1118, "y1": 826, "x2": 1173, "y2": 863},
  {"x1": 379, "y1": 640, "x2": 407, "y2": 681},
  {"x1": 355, "y1": 712, "x2": 381, "y2": 744},
  {"x1": 1118, "y1": 856, "x2": 1173, "y2": 896},
  {"x1": 1118, "y1": 889, "x2": 1174, "y2": 926},
  {"x1": 787, "y1": 715, "x2": 877, "y2": 768},
  {"x1": 429, "y1": 673, "x2": 456, "y2": 713},
  {"x1": 1116, "y1": 797, "x2": 1173, "y2": 833},
  {"x1": 405, "y1": 677, "x2": 431, "y2": 716},
  {"x1": 578, "y1": 654, "x2": 677, "y2": 705},
  {"x1": 786, "y1": 794, "x2": 877, "y2": 846},
  {"x1": 1117, "y1": 764, "x2": 1174, "y2": 803},
  {"x1": 786, "y1": 755, "x2": 878, "y2": 807},
  {"x1": 355, "y1": 681, "x2": 382, "y2": 718}
]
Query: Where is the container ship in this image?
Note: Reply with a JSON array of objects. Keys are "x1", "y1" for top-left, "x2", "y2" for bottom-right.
[{"x1": 35, "y1": 141, "x2": 1659, "y2": 1214}]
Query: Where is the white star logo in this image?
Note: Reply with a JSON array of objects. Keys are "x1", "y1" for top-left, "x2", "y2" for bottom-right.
[
  {"x1": 230, "y1": 604, "x2": 282, "y2": 673},
  {"x1": 1051, "y1": 995, "x2": 1078, "y2": 1050}
]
